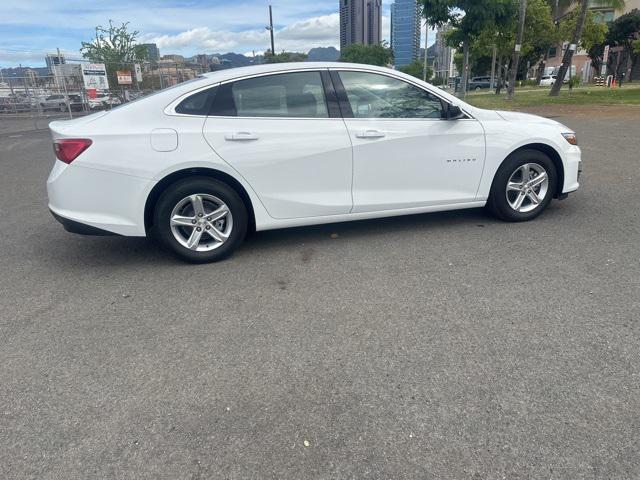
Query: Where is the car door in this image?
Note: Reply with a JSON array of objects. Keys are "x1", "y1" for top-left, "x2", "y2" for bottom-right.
[
  {"x1": 332, "y1": 70, "x2": 486, "y2": 213},
  {"x1": 202, "y1": 70, "x2": 352, "y2": 220}
]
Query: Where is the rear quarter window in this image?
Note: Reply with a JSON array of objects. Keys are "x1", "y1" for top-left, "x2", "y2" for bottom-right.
[{"x1": 175, "y1": 86, "x2": 218, "y2": 116}]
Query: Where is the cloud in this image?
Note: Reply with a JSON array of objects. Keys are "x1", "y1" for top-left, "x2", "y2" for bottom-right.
[
  {"x1": 146, "y1": 13, "x2": 394, "y2": 56},
  {"x1": 146, "y1": 13, "x2": 342, "y2": 55}
]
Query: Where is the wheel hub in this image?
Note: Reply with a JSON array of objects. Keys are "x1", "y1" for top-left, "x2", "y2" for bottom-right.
[
  {"x1": 505, "y1": 163, "x2": 549, "y2": 213},
  {"x1": 169, "y1": 194, "x2": 233, "y2": 252}
]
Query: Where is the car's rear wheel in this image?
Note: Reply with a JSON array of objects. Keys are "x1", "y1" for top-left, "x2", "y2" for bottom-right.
[
  {"x1": 153, "y1": 177, "x2": 248, "y2": 263},
  {"x1": 487, "y1": 149, "x2": 557, "y2": 222}
]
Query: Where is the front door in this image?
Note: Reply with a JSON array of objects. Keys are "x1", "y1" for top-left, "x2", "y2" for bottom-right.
[
  {"x1": 203, "y1": 70, "x2": 353, "y2": 219},
  {"x1": 333, "y1": 70, "x2": 486, "y2": 213}
]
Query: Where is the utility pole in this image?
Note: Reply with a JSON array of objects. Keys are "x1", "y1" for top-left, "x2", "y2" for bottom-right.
[
  {"x1": 423, "y1": 20, "x2": 429, "y2": 82},
  {"x1": 267, "y1": 5, "x2": 275, "y2": 56},
  {"x1": 507, "y1": 0, "x2": 527, "y2": 100}
]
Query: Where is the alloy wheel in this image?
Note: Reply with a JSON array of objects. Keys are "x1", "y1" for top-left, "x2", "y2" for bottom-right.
[
  {"x1": 169, "y1": 194, "x2": 233, "y2": 251},
  {"x1": 505, "y1": 163, "x2": 549, "y2": 213}
]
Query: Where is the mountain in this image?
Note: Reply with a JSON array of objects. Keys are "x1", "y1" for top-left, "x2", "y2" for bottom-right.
[{"x1": 307, "y1": 47, "x2": 340, "y2": 62}]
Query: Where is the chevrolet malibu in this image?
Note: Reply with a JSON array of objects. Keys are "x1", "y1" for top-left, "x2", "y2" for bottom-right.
[{"x1": 48, "y1": 62, "x2": 581, "y2": 263}]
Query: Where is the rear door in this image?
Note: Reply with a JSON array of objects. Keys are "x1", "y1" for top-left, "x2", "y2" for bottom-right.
[{"x1": 202, "y1": 70, "x2": 353, "y2": 220}]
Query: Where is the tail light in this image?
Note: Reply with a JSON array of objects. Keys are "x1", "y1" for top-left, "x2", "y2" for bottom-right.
[{"x1": 53, "y1": 139, "x2": 92, "y2": 164}]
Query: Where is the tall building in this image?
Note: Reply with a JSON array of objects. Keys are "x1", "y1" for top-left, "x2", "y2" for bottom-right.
[
  {"x1": 140, "y1": 43, "x2": 160, "y2": 62},
  {"x1": 340, "y1": 0, "x2": 382, "y2": 49},
  {"x1": 433, "y1": 23, "x2": 457, "y2": 80},
  {"x1": 390, "y1": 0, "x2": 421, "y2": 67}
]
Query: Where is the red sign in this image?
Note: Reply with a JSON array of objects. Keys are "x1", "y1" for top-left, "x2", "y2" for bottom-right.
[{"x1": 86, "y1": 88, "x2": 97, "y2": 99}]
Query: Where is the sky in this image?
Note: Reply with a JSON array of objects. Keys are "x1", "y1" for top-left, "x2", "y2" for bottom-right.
[{"x1": 1, "y1": 0, "x2": 435, "y2": 68}]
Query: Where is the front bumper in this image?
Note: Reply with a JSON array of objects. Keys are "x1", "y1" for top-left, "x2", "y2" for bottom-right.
[{"x1": 561, "y1": 145, "x2": 581, "y2": 194}]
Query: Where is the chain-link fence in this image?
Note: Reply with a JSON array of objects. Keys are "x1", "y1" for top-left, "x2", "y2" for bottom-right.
[{"x1": 0, "y1": 61, "x2": 208, "y2": 135}]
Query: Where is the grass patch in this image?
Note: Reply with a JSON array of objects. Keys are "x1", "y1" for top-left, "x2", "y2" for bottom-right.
[{"x1": 464, "y1": 85, "x2": 640, "y2": 110}]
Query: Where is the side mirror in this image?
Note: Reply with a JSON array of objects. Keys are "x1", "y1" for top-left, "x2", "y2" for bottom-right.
[{"x1": 445, "y1": 104, "x2": 465, "y2": 120}]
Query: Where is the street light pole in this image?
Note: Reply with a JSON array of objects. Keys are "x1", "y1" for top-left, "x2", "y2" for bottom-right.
[{"x1": 269, "y1": 5, "x2": 275, "y2": 55}]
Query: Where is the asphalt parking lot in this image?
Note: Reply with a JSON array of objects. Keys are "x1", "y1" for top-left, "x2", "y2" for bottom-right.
[{"x1": 1, "y1": 107, "x2": 639, "y2": 479}]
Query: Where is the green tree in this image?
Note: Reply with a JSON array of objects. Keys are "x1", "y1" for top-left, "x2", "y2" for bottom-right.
[
  {"x1": 339, "y1": 44, "x2": 394, "y2": 66},
  {"x1": 420, "y1": 0, "x2": 515, "y2": 97},
  {"x1": 550, "y1": 0, "x2": 624, "y2": 96},
  {"x1": 399, "y1": 60, "x2": 433, "y2": 80},
  {"x1": 264, "y1": 51, "x2": 308, "y2": 63},
  {"x1": 606, "y1": 9, "x2": 640, "y2": 81},
  {"x1": 81, "y1": 20, "x2": 148, "y2": 87}
]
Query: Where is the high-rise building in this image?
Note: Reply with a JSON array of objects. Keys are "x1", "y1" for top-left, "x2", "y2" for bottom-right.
[
  {"x1": 390, "y1": 0, "x2": 421, "y2": 67},
  {"x1": 433, "y1": 23, "x2": 457, "y2": 80},
  {"x1": 140, "y1": 43, "x2": 160, "y2": 62},
  {"x1": 340, "y1": 0, "x2": 382, "y2": 49}
]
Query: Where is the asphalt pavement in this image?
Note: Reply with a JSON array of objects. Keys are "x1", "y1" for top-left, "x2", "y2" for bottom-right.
[{"x1": 1, "y1": 109, "x2": 639, "y2": 479}]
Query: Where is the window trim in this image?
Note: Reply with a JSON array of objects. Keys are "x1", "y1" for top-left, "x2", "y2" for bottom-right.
[
  {"x1": 164, "y1": 67, "x2": 475, "y2": 121},
  {"x1": 329, "y1": 68, "x2": 474, "y2": 121}
]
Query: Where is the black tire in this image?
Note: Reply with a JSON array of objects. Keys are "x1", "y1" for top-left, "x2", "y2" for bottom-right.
[
  {"x1": 153, "y1": 177, "x2": 248, "y2": 263},
  {"x1": 475, "y1": 86, "x2": 481, "y2": 92},
  {"x1": 487, "y1": 149, "x2": 557, "y2": 222}
]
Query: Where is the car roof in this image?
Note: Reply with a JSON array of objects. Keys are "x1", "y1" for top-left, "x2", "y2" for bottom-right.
[{"x1": 201, "y1": 62, "x2": 404, "y2": 82}]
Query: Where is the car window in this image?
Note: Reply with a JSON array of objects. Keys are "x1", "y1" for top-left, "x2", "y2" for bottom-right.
[
  {"x1": 338, "y1": 71, "x2": 444, "y2": 119},
  {"x1": 175, "y1": 86, "x2": 218, "y2": 116},
  {"x1": 211, "y1": 72, "x2": 329, "y2": 118}
]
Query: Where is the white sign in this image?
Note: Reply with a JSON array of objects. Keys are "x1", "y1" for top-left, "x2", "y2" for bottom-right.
[
  {"x1": 117, "y1": 70, "x2": 133, "y2": 85},
  {"x1": 134, "y1": 63, "x2": 143, "y2": 83},
  {"x1": 601, "y1": 45, "x2": 610, "y2": 76},
  {"x1": 81, "y1": 63, "x2": 109, "y2": 90}
]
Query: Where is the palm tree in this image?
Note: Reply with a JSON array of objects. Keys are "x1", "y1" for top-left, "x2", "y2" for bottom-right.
[{"x1": 549, "y1": 0, "x2": 625, "y2": 96}]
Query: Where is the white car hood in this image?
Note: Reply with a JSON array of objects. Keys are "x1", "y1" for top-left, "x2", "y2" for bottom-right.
[{"x1": 495, "y1": 110, "x2": 565, "y2": 128}]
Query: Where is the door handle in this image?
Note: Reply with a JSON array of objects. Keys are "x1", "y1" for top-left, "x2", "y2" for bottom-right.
[
  {"x1": 224, "y1": 132, "x2": 259, "y2": 141},
  {"x1": 356, "y1": 129, "x2": 386, "y2": 139}
]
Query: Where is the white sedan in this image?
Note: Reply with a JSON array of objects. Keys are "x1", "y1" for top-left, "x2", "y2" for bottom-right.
[
  {"x1": 48, "y1": 63, "x2": 581, "y2": 263},
  {"x1": 539, "y1": 75, "x2": 557, "y2": 87}
]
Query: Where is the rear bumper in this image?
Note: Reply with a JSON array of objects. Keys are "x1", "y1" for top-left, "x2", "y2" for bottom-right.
[
  {"x1": 50, "y1": 210, "x2": 119, "y2": 236},
  {"x1": 47, "y1": 160, "x2": 151, "y2": 236}
]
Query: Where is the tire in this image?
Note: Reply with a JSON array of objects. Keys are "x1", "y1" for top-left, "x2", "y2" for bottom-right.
[
  {"x1": 475, "y1": 86, "x2": 481, "y2": 92},
  {"x1": 487, "y1": 149, "x2": 557, "y2": 222},
  {"x1": 153, "y1": 177, "x2": 248, "y2": 263}
]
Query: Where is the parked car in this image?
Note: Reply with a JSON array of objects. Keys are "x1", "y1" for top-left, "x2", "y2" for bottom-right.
[
  {"x1": 0, "y1": 96, "x2": 32, "y2": 113},
  {"x1": 40, "y1": 94, "x2": 69, "y2": 112},
  {"x1": 68, "y1": 94, "x2": 86, "y2": 112},
  {"x1": 539, "y1": 75, "x2": 557, "y2": 87},
  {"x1": 47, "y1": 62, "x2": 582, "y2": 263},
  {"x1": 468, "y1": 76, "x2": 492, "y2": 91},
  {"x1": 88, "y1": 94, "x2": 122, "y2": 110}
]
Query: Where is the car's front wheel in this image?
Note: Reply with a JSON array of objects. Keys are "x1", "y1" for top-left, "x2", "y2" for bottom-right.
[
  {"x1": 153, "y1": 177, "x2": 248, "y2": 263},
  {"x1": 488, "y1": 149, "x2": 557, "y2": 222}
]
